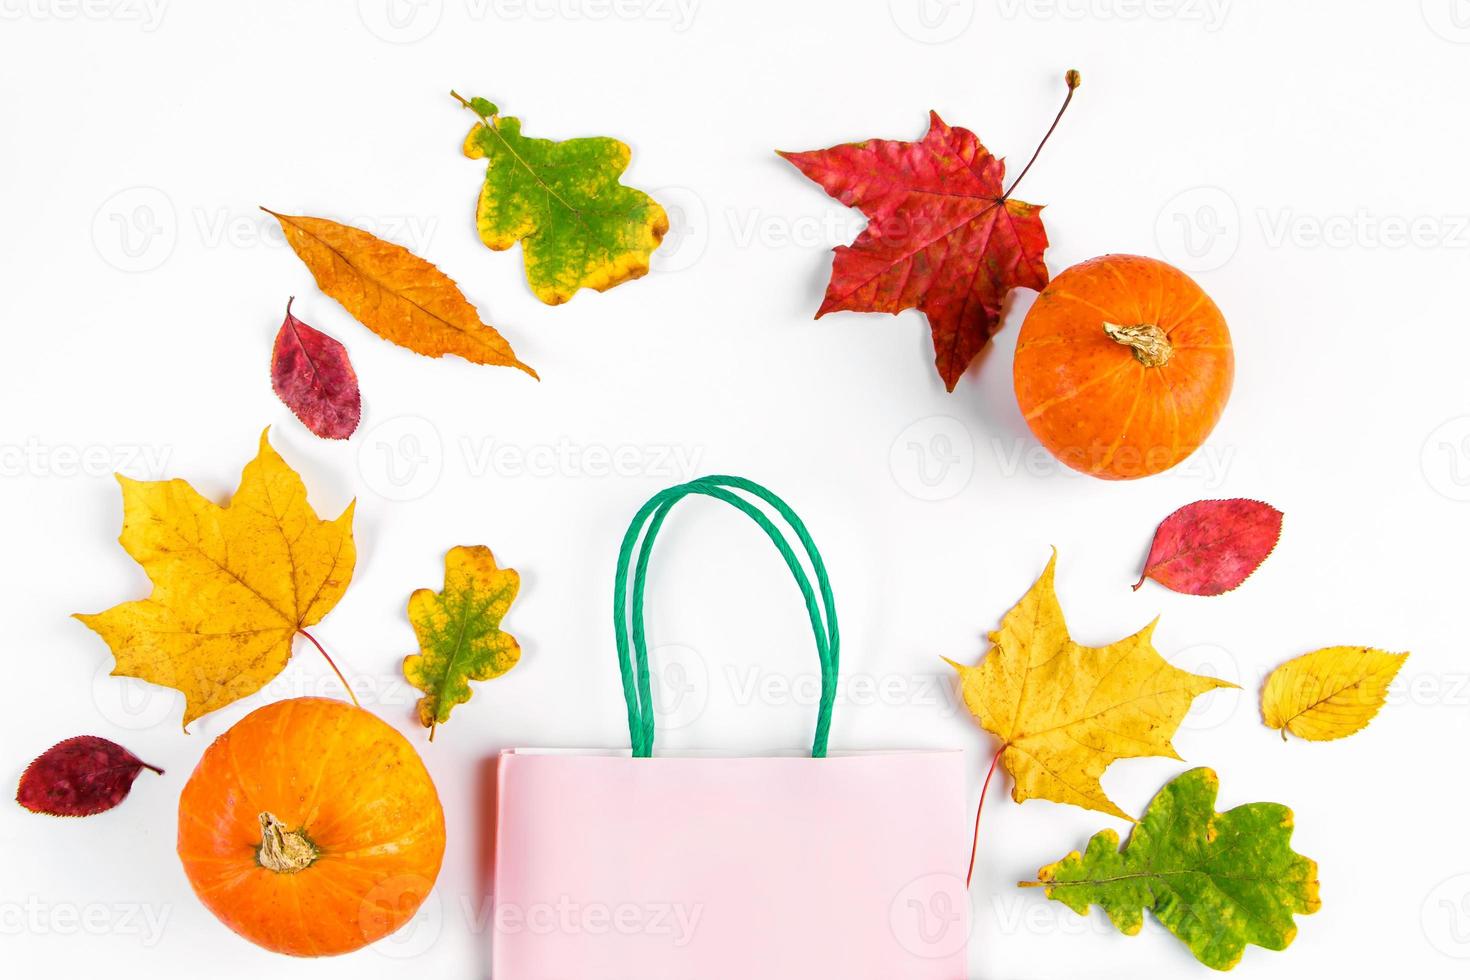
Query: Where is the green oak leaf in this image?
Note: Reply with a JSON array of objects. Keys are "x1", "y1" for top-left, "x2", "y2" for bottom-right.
[
  {"x1": 456, "y1": 92, "x2": 668, "y2": 305},
  {"x1": 1025, "y1": 768, "x2": 1320, "y2": 971},
  {"x1": 402, "y1": 545, "x2": 522, "y2": 739}
]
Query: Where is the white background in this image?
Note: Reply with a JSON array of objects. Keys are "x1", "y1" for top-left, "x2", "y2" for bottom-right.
[{"x1": 2, "y1": 1, "x2": 1468, "y2": 976}]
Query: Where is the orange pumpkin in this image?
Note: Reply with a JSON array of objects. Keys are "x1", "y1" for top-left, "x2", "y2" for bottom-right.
[
  {"x1": 1013, "y1": 254, "x2": 1234, "y2": 480},
  {"x1": 177, "y1": 697, "x2": 445, "y2": 957}
]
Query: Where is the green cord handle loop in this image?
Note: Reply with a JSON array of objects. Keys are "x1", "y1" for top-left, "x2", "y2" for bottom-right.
[{"x1": 613, "y1": 476, "x2": 839, "y2": 758}]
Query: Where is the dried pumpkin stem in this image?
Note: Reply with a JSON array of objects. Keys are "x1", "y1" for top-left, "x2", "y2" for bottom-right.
[
  {"x1": 1104, "y1": 321, "x2": 1174, "y2": 367},
  {"x1": 257, "y1": 812, "x2": 317, "y2": 874}
]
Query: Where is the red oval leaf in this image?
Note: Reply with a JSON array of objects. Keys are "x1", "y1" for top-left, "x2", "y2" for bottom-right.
[
  {"x1": 1135, "y1": 499, "x2": 1283, "y2": 596},
  {"x1": 271, "y1": 298, "x2": 361, "y2": 440},
  {"x1": 16, "y1": 736, "x2": 162, "y2": 817}
]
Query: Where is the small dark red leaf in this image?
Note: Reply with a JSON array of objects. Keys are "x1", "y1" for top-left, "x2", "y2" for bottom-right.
[
  {"x1": 1135, "y1": 499, "x2": 1283, "y2": 596},
  {"x1": 16, "y1": 736, "x2": 162, "y2": 817},
  {"x1": 271, "y1": 298, "x2": 361, "y2": 439}
]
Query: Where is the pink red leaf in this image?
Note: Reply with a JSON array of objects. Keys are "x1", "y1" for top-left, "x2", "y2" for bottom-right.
[
  {"x1": 1135, "y1": 499, "x2": 1284, "y2": 596},
  {"x1": 16, "y1": 736, "x2": 162, "y2": 817},
  {"x1": 271, "y1": 298, "x2": 361, "y2": 439},
  {"x1": 779, "y1": 113, "x2": 1049, "y2": 391}
]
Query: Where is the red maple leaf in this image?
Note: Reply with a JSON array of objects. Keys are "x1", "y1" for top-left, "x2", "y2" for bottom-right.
[{"x1": 779, "y1": 72, "x2": 1078, "y2": 391}]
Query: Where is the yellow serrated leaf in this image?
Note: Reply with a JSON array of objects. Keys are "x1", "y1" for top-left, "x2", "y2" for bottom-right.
[
  {"x1": 1261, "y1": 646, "x2": 1409, "y2": 741},
  {"x1": 75, "y1": 430, "x2": 355, "y2": 728},
  {"x1": 947, "y1": 550, "x2": 1233, "y2": 820}
]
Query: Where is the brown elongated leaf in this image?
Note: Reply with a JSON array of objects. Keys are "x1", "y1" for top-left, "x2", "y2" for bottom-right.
[{"x1": 264, "y1": 208, "x2": 536, "y2": 377}]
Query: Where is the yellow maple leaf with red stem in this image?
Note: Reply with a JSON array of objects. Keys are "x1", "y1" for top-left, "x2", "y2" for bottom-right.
[
  {"x1": 946, "y1": 550, "x2": 1232, "y2": 883},
  {"x1": 75, "y1": 429, "x2": 358, "y2": 728}
]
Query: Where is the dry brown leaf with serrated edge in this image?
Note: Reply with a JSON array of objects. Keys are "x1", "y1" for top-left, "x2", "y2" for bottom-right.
[
  {"x1": 265, "y1": 208, "x2": 536, "y2": 377},
  {"x1": 946, "y1": 551, "x2": 1233, "y2": 820},
  {"x1": 1261, "y1": 646, "x2": 1408, "y2": 741}
]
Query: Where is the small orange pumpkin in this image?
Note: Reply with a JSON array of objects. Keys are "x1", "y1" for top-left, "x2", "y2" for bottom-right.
[
  {"x1": 177, "y1": 697, "x2": 445, "y2": 957},
  {"x1": 1013, "y1": 254, "x2": 1234, "y2": 480}
]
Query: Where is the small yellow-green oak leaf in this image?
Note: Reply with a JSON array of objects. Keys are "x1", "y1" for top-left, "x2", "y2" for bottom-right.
[
  {"x1": 457, "y1": 93, "x2": 668, "y2": 305},
  {"x1": 1027, "y1": 768, "x2": 1321, "y2": 971},
  {"x1": 75, "y1": 429, "x2": 356, "y2": 728},
  {"x1": 403, "y1": 545, "x2": 522, "y2": 739}
]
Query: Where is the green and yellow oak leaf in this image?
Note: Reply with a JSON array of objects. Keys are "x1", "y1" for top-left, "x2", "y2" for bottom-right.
[
  {"x1": 456, "y1": 93, "x2": 668, "y2": 305},
  {"x1": 946, "y1": 551, "x2": 1232, "y2": 820},
  {"x1": 75, "y1": 430, "x2": 355, "y2": 728},
  {"x1": 402, "y1": 545, "x2": 522, "y2": 739},
  {"x1": 1027, "y1": 767, "x2": 1321, "y2": 971}
]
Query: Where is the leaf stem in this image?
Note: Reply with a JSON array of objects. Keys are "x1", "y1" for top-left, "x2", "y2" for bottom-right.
[
  {"x1": 965, "y1": 746, "x2": 1004, "y2": 888},
  {"x1": 297, "y1": 629, "x2": 360, "y2": 707},
  {"x1": 450, "y1": 90, "x2": 495, "y2": 126},
  {"x1": 1001, "y1": 68, "x2": 1081, "y2": 202}
]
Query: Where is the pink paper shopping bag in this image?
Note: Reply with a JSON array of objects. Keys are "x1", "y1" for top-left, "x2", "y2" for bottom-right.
[{"x1": 491, "y1": 476, "x2": 969, "y2": 979}]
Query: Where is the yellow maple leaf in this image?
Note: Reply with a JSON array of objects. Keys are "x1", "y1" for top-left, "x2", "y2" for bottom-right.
[
  {"x1": 75, "y1": 430, "x2": 355, "y2": 728},
  {"x1": 946, "y1": 551, "x2": 1232, "y2": 821},
  {"x1": 1261, "y1": 646, "x2": 1408, "y2": 741}
]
